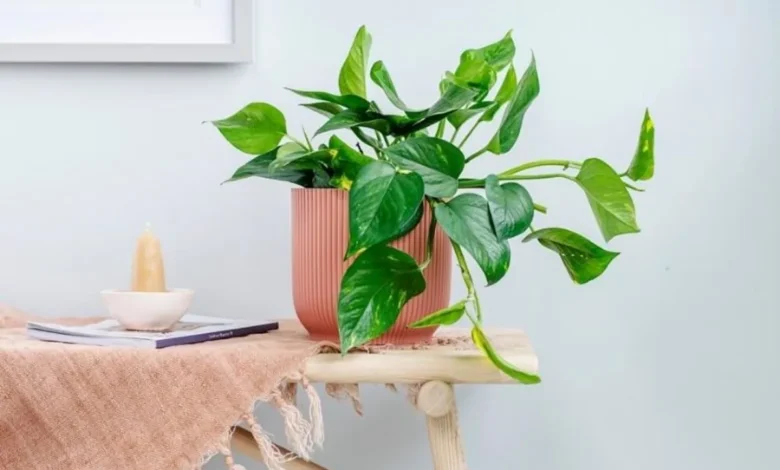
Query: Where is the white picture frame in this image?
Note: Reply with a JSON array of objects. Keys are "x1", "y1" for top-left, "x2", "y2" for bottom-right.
[{"x1": 0, "y1": 0, "x2": 254, "y2": 63}]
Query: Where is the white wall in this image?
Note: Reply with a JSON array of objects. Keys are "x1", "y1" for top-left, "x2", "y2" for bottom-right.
[{"x1": 1, "y1": 0, "x2": 778, "y2": 469}]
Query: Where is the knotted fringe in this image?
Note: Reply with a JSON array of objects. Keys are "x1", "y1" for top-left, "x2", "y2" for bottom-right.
[
  {"x1": 406, "y1": 383, "x2": 422, "y2": 407},
  {"x1": 216, "y1": 438, "x2": 247, "y2": 470},
  {"x1": 196, "y1": 371, "x2": 326, "y2": 470},
  {"x1": 325, "y1": 383, "x2": 363, "y2": 416},
  {"x1": 302, "y1": 377, "x2": 325, "y2": 447},
  {"x1": 243, "y1": 413, "x2": 287, "y2": 470}
]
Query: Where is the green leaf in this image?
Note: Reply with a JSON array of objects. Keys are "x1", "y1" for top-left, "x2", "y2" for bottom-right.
[
  {"x1": 223, "y1": 146, "x2": 313, "y2": 187},
  {"x1": 328, "y1": 135, "x2": 373, "y2": 188},
  {"x1": 398, "y1": 82, "x2": 479, "y2": 135},
  {"x1": 472, "y1": 30, "x2": 516, "y2": 71},
  {"x1": 626, "y1": 109, "x2": 655, "y2": 181},
  {"x1": 472, "y1": 326, "x2": 540, "y2": 384},
  {"x1": 384, "y1": 136, "x2": 465, "y2": 198},
  {"x1": 481, "y1": 64, "x2": 517, "y2": 122},
  {"x1": 314, "y1": 110, "x2": 391, "y2": 137},
  {"x1": 447, "y1": 101, "x2": 494, "y2": 130},
  {"x1": 409, "y1": 301, "x2": 467, "y2": 328},
  {"x1": 454, "y1": 50, "x2": 497, "y2": 100},
  {"x1": 301, "y1": 101, "x2": 344, "y2": 118},
  {"x1": 370, "y1": 61, "x2": 416, "y2": 112},
  {"x1": 269, "y1": 149, "x2": 335, "y2": 172},
  {"x1": 523, "y1": 228, "x2": 619, "y2": 284},
  {"x1": 211, "y1": 103, "x2": 287, "y2": 155},
  {"x1": 487, "y1": 56, "x2": 540, "y2": 154},
  {"x1": 425, "y1": 81, "x2": 479, "y2": 118},
  {"x1": 435, "y1": 193, "x2": 511, "y2": 285},
  {"x1": 485, "y1": 175, "x2": 534, "y2": 240},
  {"x1": 575, "y1": 158, "x2": 640, "y2": 241},
  {"x1": 339, "y1": 26, "x2": 372, "y2": 98},
  {"x1": 338, "y1": 245, "x2": 426, "y2": 351},
  {"x1": 346, "y1": 161, "x2": 425, "y2": 258},
  {"x1": 287, "y1": 89, "x2": 370, "y2": 112}
]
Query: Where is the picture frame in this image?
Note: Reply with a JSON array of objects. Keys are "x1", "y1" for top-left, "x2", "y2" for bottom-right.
[{"x1": 0, "y1": 0, "x2": 254, "y2": 63}]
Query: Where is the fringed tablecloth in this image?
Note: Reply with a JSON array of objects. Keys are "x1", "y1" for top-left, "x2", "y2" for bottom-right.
[{"x1": 0, "y1": 305, "x2": 330, "y2": 470}]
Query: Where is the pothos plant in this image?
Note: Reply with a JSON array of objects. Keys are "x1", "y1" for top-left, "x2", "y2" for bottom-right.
[{"x1": 211, "y1": 26, "x2": 655, "y2": 384}]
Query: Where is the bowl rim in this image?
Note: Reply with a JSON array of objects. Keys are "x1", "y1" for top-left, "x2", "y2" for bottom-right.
[{"x1": 100, "y1": 288, "x2": 194, "y2": 296}]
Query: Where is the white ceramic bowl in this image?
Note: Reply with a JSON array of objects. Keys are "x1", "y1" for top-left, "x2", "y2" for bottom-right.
[{"x1": 100, "y1": 289, "x2": 194, "y2": 331}]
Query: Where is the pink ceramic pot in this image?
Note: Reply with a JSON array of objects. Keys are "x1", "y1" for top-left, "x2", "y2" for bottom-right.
[{"x1": 292, "y1": 188, "x2": 452, "y2": 344}]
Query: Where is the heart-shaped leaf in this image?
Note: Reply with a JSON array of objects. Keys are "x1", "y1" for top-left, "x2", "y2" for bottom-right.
[
  {"x1": 435, "y1": 193, "x2": 511, "y2": 285},
  {"x1": 370, "y1": 61, "x2": 417, "y2": 113},
  {"x1": 384, "y1": 137, "x2": 465, "y2": 198},
  {"x1": 409, "y1": 300, "x2": 467, "y2": 328},
  {"x1": 223, "y1": 146, "x2": 313, "y2": 187},
  {"x1": 487, "y1": 56, "x2": 540, "y2": 154},
  {"x1": 485, "y1": 175, "x2": 534, "y2": 240},
  {"x1": 328, "y1": 136, "x2": 373, "y2": 189},
  {"x1": 338, "y1": 245, "x2": 426, "y2": 351},
  {"x1": 287, "y1": 89, "x2": 370, "y2": 112},
  {"x1": 211, "y1": 103, "x2": 287, "y2": 155},
  {"x1": 481, "y1": 64, "x2": 517, "y2": 122},
  {"x1": 576, "y1": 158, "x2": 640, "y2": 241},
  {"x1": 347, "y1": 161, "x2": 425, "y2": 258},
  {"x1": 301, "y1": 101, "x2": 344, "y2": 118},
  {"x1": 417, "y1": 81, "x2": 479, "y2": 119},
  {"x1": 269, "y1": 148, "x2": 335, "y2": 172},
  {"x1": 453, "y1": 50, "x2": 497, "y2": 101},
  {"x1": 471, "y1": 30, "x2": 516, "y2": 71},
  {"x1": 523, "y1": 227, "x2": 619, "y2": 284},
  {"x1": 472, "y1": 326, "x2": 540, "y2": 384},
  {"x1": 339, "y1": 26, "x2": 372, "y2": 98},
  {"x1": 626, "y1": 109, "x2": 655, "y2": 181},
  {"x1": 315, "y1": 110, "x2": 391, "y2": 136}
]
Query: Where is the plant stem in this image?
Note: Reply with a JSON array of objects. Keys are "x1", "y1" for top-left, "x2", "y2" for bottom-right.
[
  {"x1": 452, "y1": 242, "x2": 483, "y2": 323},
  {"x1": 623, "y1": 180, "x2": 645, "y2": 192},
  {"x1": 533, "y1": 203, "x2": 548, "y2": 214},
  {"x1": 465, "y1": 146, "x2": 488, "y2": 164},
  {"x1": 458, "y1": 173, "x2": 574, "y2": 188},
  {"x1": 435, "y1": 120, "x2": 446, "y2": 139},
  {"x1": 374, "y1": 131, "x2": 387, "y2": 149},
  {"x1": 500, "y1": 159, "x2": 582, "y2": 176},
  {"x1": 451, "y1": 126, "x2": 461, "y2": 143},
  {"x1": 419, "y1": 212, "x2": 438, "y2": 270},
  {"x1": 458, "y1": 119, "x2": 481, "y2": 148}
]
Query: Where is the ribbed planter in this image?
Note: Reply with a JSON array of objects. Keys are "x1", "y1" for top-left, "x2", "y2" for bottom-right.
[{"x1": 291, "y1": 188, "x2": 452, "y2": 344}]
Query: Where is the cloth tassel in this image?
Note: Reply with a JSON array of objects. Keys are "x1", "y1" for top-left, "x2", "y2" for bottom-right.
[
  {"x1": 243, "y1": 414, "x2": 287, "y2": 470},
  {"x1": 406, "y1": 383, "x2": 422, "y2": 407},
  {"x1": 216, "y1": 440, "x2": 246, "y2": 470},
  {"x1": 325, "y1": 383, "x2": 363, "y2": 416},
  {"x1": 273, "y1": 393, "x2": 313, "y2": 460},
  {"x1": 302, "y1": 378, "x2": 324, "y2": 448}
]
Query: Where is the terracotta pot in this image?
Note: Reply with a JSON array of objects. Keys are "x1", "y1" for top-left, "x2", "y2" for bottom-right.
[{"x1": 291, "y1": 188, "x2": 452, "y2": 344}]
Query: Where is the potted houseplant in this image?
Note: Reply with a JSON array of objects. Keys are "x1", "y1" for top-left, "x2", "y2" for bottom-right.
[{"x1": 210, "y1": 26, "x2": 655, "y2": 384}]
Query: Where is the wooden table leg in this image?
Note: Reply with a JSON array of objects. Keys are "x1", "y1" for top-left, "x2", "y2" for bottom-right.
[{"x1": 416, "y1": 381, "x2": 467, "y2": 470}]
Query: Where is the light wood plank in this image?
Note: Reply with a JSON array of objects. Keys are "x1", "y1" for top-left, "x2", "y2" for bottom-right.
[{"x1": 304, "y1": 329, "x2": 538, "y2": 384}]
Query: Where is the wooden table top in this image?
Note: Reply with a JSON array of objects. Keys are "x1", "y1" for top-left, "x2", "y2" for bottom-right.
[{"x1": 304, "y1": 328, "x2": 538, "y2": 384}]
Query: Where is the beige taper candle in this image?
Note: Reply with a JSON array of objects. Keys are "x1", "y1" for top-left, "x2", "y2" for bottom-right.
[{"x1": 131, "y1": 224, "x2": 167, "y2": 292}]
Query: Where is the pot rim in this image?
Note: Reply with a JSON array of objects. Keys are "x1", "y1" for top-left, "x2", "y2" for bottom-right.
[{"x1": 290, "y1": 187, "x2": 347, "y2": 193}]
